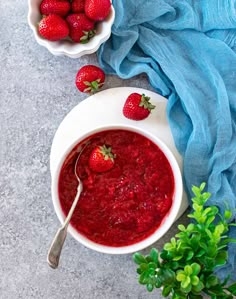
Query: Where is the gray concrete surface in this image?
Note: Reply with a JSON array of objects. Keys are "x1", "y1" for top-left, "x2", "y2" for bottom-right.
[{"x1": 0, "y1": 1, "x2": 190, "y2": 298}]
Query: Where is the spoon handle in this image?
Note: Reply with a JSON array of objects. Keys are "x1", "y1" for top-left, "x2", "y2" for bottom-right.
[
  {"x1": 47, "y1": 183, "x2": 83, "y2": 269},
  {"x1": 47, "y1": 225, "x2": 68, "y2": 269}
]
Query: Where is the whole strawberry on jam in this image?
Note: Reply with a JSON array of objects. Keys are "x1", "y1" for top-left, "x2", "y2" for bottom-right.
[
  {"x1": 66, "y1": 13, "x2": 95, "y2": 43},
  {"x1": 123, "y1": 93, "x2": 156, "y2": 121},
  {"x1": 84, "y1": 0, "x2": 111, "y2": 21},
  {"x1": 40, "y1": 0, "x2": 71, "y2": 17},
  {"x1": 38, "y1": 14, "x2": 69, "y2": 41},
  {"x1": 75, "y1": 65, "x2": 105, "y2": 93},
  {"x1": 89, "y1": 145, "x2": 115, "y2": 173},
  {"x1": 71, "y1": 0, "x2": 85, "y2": 13}
]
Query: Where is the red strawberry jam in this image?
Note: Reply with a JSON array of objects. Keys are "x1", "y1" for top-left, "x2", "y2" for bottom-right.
[{"x1": 58, "y1": 129, "x2": 175, "y2": 247}]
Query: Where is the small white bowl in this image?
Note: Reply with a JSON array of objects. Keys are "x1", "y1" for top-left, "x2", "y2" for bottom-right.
[
  {"x1": 51, "y1": 124, "x2": 183, "y2": 254},
  {"x1": 27, "y1": 0, "x2": 115, "y2": 58}
]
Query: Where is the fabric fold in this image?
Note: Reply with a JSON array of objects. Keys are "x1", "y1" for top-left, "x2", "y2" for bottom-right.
[{"x1": 98, "y1": 0, "x2": 236, "y2": 279}]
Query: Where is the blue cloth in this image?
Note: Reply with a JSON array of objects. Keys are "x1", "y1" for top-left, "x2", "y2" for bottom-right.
[{"x1": 97, "y1": 0, "x2": 236, "y2": 280}]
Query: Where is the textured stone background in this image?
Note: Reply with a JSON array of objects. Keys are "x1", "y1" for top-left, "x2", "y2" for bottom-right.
[{"x1": 0, "y1": 1, "x2": 190, "y2": 298}]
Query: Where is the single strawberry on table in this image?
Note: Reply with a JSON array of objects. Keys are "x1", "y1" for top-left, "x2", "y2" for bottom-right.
[
  {"x1": 38, "y1": 14, "x2": 69, "y2": 41},
  {"x1": 71, "y1": 0, "x2": 85, "y2": 13},
  {"x1": 123, "y1": 93, "x2": 156, "y2": 121},
  {"x1": 89, "y1": 145, "x2": 115, "y2": 173},
  {"x1": 75, "y1": 65, "x2": 105, "y2": 93},
  {"x1": 66, "y1": 13, "x2": 95, "y2": 43},
  {"x1": 40, "y1": 0, "x2": 71, "y2": 17},
  {"x1": 84, "y1": 0, "x2": 111, "y2": 21}
]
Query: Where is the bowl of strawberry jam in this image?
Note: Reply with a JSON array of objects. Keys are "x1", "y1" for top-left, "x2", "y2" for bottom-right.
[{"x1": 51, "y1": 124, "x2": 183, "y2": 254}]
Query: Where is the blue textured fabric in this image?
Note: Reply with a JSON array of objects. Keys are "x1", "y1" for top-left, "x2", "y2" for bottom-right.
[{"x1": 97, "y1": 0, "x2": 236, "y2": 279}]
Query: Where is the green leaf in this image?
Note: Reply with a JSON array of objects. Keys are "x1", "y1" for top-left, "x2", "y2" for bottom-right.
[
  {"x1": 220, "y1": 238, "x2": 236, "y2": 245},
  {"x1": 191, "y1": 263, "x2": 201, "y2": 275},
  {"x1": 162, "y1": 285, "x2": 172, "y2": 297},
  {"x1": 206, "y1": 244, "x2": 217, "y2": 258},
  {"x1": 148, "y1": 263, "x2": 157, "y2": 271},
  {"x1": 155, "y1": 277, "x2": 162, "y2": 288},
  {"x1": 164, "y1": 243, "x2": 174, "y2": 251},
  {"x1": 192, "y1": 280, "x2": 204, "y2": 292},
  {"x1": 186, "y1": 251, "x2": 194, "y2": 261},
  {"x1": 215, "y1": 250, "x2": 227, "y2": 267},
  {"x1": 139, "y1": 263, "x2": 148, "y2": 271},
  {"x1": 206, "y1": 284, "x2": 228, "y2": 296},
  {"x1": 133, "y1": 253, "x2": 146, "y2": 265},
  {"x1": 199, "y1": 242, "x2": 208, "y2": 251},
  {"x1": 206, "y1": 215, "x2": 215, "y2": 226},
  {"x1": 195, "y1": 249, "x2": 205, "y2": 257},
  {"x1": 199, "y1": 182, "x2": 206, "y2": 191},
  {"x1": 160, "y1": 249, "x2": 169, "y2": 260},
  {"x1": 205, "y1": 228, "x2": 213, "y2": 239},
  {"x1": 206, "y1": 275, "x2": 219, "y2": 288},
  {"x1": 146, "y1": 283, "x2": 154, "y2": 292},
  {"x1": 178, "y1": 224, "x2": 186, "y2": 231},
  {"x1": 176, "y1": 272, "x2": 186, "y2": 282},
  {"x1": 149, "y1": 248, "x2": 159, "y2": 264},
  {"x1": 184, "y1": 265, "x2": 193, "y2": 276},
  {"x1": 187, "y1": 223, "x2": 195, "y2": 232},
  {"x1": 224, "y1": 210, "x2": 232, "y2": 220},
  {"x1": 139, "y1": 272, "x2": 149, "y2": 285},
  {"x1": 221, "y1": 274, "x2": 231, "y2": 287},
  {"x1": 190, "y1": 233, "x2": 201, "y2": 246},
  {"x1": 161, "y1": 269, "x2": 176, "y2": 284},
  {"x1": 202, "y1": 256, "x2": 215, "y2": 270},
  {"x1": 173, "y1": 255, "x2": 183, "y2": 261},
  {"x1": 137, "y1": 268, "x2": 142, "y2": 274},
  {"x1": 170, "y1": 261, "x2": 180, "y2": 270},
  {"x1": 202, "y1": 207, "x2": 213, "y2": 217},
  {"x1": 181, "y1": 276, "x2": 191, "y2": 289},
  {"x1": 227, "y1": 282, "x2": 236, "y2": 295},
  {"x1": 214, "y1": 223, "x2": 225, "y2": 236},
  {"x1": 181, "y1": 282, "x2": 192, "y2": 293},
  {"x1": 191, "y1": 275, "x2": 200, "y2": 286},
  {"x1": 192, "y1": 185, "x2": 201, "y2": 197}
]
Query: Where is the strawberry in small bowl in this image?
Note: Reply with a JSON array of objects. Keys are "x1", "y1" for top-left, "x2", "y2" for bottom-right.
[
  {"x1": 51, "y1": 124, "x2": 183, "y2": 254},
  {"x1": 27, "y1": 0, "x2": 115, "y2": 58}
]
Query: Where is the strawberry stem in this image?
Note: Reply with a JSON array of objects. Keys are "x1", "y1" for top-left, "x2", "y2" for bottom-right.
[
  {"x1": 99, "y1": 145, "x2": 115, "y2": 162},
  {"x1": 83, "y1": 79, "x2": 104, "y2": 93},
  {"x1": 80, "y1": 30, "x2": 96, "y2": 44},
  {"x1": 139, "y1": 94, "x2": 156, "y2": 111}
]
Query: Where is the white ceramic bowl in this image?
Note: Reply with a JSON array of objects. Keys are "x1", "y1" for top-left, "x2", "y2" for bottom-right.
[
  {"x1": 27, "y1": 0, "x2": 115, "y2": 58},
  {"x1": 51, "y1": 124, "x2": 183, "y2": 254}
]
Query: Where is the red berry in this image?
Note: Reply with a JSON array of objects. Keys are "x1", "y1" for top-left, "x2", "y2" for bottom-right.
[
  {"x1": 89, "y1": 145, "x2": 115, "y2": 173},
  {"x1": 71, "y1": 0, "x2": 85, "y2": 13},
  {"x1": 38, "y1": 14, "x2": 69, "y2": 41},
  {"x1": 66, "y1": 13, "x2": 95, "y2": 43},
  {"x1": 40, "y1": 0, "x2": 70, "y2": 17},
  {"x1": 84, "y1": 0, "x2": 111, "y2": 21},
  {"x1": 123, "y1": 93, "x2": 156, "y2": 121},
  {"x1": 75, "y1": 65, "x2": 105, "y2": 93}
]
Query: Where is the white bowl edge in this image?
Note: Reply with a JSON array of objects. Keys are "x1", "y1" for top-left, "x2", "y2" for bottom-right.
[{"x1": 51, "y1": 124, "x2": 183, "y2": 254}]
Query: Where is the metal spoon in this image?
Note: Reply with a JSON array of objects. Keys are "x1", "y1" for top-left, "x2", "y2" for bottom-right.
[{"x1": 47, "y1": 142, "x2": 89, "y2": 269}]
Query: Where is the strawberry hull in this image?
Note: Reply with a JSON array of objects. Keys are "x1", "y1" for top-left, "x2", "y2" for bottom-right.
[{"x1": 58, "y1": 129, "x2": 175, "y2": 247}]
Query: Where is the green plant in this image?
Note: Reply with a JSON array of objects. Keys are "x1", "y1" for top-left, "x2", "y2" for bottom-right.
[{"x1": 133, "y1": 183, "x2": 236, "y2": 299}]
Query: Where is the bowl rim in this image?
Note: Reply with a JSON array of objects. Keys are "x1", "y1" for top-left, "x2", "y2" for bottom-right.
[
  {"x1": 27, "y1": 0, "x2": 115, "y2": 58},
  {"x1": 51, "y1": 124, "x2": 183, "y2": 254}
]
